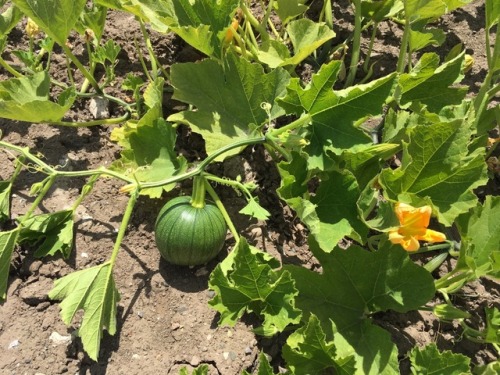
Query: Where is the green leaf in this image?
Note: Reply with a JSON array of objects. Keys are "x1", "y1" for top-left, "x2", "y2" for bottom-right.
[
  {"x1": 379, "y1": 121, "x2": 488, "y2": 225},
  {"x1": 277, "y1": 151, "x2": 310, "y2": 201},
  {"x1": 282, "y1": 314, "x2": 357, "y2": 374},
  {"x1": 0, "y1": 72, "x2": 75, "y2": 122},
  {"x1": 96, "y1": 0, "x2": 239, "y2": 57},
  {"x1": 0, "y1": 4, "x2": 22, "y2": 36},
  {"x1": 409, "y1": 25, "x2": 445, "y2": 52},
  {"x1": 12, "y1": 0, "x2": 87, "y2": 45},
  {"x1": 257, "y1": 19, "x2": 335, "y2": 68},
  {"x1": 274, "y1": 0, "x2": 308, "y2": 24},
  {"x1": 168, "y1": 53, "x2": 290, "y2": 160},
  {"x1": 239, "y1": 198, "x2": 271, "y2": 221},
  {"x1": 111, "y1": 79, "x2": 186, "y2": 198},
  {"x1": 405, "y1": 0, "x2": 473, "y2": 23},
  {"x1": 75, "y1": 3, "x2": 107, "y2": 41},
  {"x1": 278, "y1": 61, "x2": 396, "y2": 169},
  {"x1": 0, "y1": 228, "x2": 20, "y2": 301},
  {"x1": 261, "y1": 19, "x2": 334, "y2": 67},
  {"x1": 0, "y1": 180, "x2": 12, "y2": 222},
  {"x1": 48, "y1": 262, "x2": 120, "y2": 361},
  {"x1": 397, "y1": 52, "x2": 467, "y2": 113},
  {"x1": 208, "y1": 238, "x2": 301, "y2": 335},
  {"x1": 179, "y1": 364, "x2": 209, "y2": 375},
  {"x1": 473, "y1": 360, "x2": 500, "y2": 375},
  {"x1": 18, "y1": 210, "x2": 74, "y2": 258},
  {"x1": 485, "y1": 307, "x2": 500, "y2": 344},
  {"x1": 284, "y1": 239, "x2": 435, "y2": 374},
  {"x1": 410, "y1": 343, "x2": 471, "y2": 375},
  {"x1": 486, "y1": 0, "x2": 500, "y2": 29},
  {"x1": 456, "y1": 196, "x2": 500, "y2": 279},
  {"x1": 242, "y1": 352, "x2": 278, "y2": 375},
  {"x1": 335, "y1": 143, "x2": 401, "y2": 187},
  {"x1": 309, "y1": 169, "x2": 368, "y2": 251},
  {"x1": 361, "y1": 0, "x2": 403, "y2": 23}
]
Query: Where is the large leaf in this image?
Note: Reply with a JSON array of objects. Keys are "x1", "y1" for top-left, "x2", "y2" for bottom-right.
[
  {"x1": 379, "y1": 121, "x2": 488, "y2": 225},
  {"x1": 48, "y1": 262, "x2": 120, "y2": 361},
  {"x1": 168, "y1": 53, "x2": 290, "y2": 159},
  {"x1": 486, "y1": 0, "x2": 500, "y2": 29},
  {"x1": 409, "y1": 343, "x2": 471, "y2": 374},
  {"x1": 0, "y1": 228, "x2": 20, "y2": 301},
  {"x1": 208, "y1": 238, "x2": 301, "y2": 336},
  {"x1": 258, "y1": 19, "x2": 335, "y2": 68},
  {"x1": 455, "y1": 196, "x2": 500, "y2": 279},
  {"x1": 396, "y1": 52, "x2": 467, "y2": 113},
  {"x1": 12, "y1": 0, "x2": 87, "y2": 45},
  {"x1": 18, "y1": 210, "x2": 74, "y2": 258},
  {"x1": 284, "y1": 239, "x2": 435, "y2": 374},
  {"x1": 282, "y1": 314, "x2": 357, "y2": 374},
  {"x1": 278, "y1": 61, "x2": 396, "y2": 170},
  {"x1": 96, "y1": 0, "x2": 238, "y2": 57},
  {"x1": 0, "y1": 72, "x2": 75, "y2": 122}
]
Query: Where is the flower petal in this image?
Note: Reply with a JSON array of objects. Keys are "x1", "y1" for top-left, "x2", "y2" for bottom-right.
[{"x1": 419, "y1": 229, "x2": 447, "y2": 244}]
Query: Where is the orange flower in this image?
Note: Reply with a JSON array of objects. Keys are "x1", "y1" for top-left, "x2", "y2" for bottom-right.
[{"x1": 388, "y1": 203, "x2": 446, "y2": 251}]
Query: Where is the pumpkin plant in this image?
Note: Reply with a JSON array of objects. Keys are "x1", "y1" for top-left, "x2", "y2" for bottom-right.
[{"x1": 0, "y1": 0, "x2": 499, "y2": 373}]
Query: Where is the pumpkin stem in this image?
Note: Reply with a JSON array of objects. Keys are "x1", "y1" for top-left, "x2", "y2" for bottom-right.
[{"x1": 190, "y1": 175, "x2": 206, "y2": 208}]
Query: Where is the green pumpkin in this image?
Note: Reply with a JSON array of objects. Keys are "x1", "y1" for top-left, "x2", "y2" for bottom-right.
[{"x1": 155, "y1": 196, "x2": 227, "y2": 266}]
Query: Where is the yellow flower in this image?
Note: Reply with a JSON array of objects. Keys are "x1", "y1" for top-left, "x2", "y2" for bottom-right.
[{"x1": 388, "y1": 202, "x2": 446, "y2": 251}]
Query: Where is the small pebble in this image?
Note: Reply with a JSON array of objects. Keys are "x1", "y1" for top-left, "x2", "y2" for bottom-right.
[
  {"x1": 244, "y1": 347, "x2": 252, "y2": 355},
  {"x1": 132, "y1": 354, "x2": 140, "y2": 359},
  {"x1": 137, "y1": 311, "x2": 144, "y2": 318},
  {"x1": 195, "y1": 267, "x2": 209, "y2": 277},
  {"x1": 8, "y1": 339, "x2": 20, "y2": 349},
  {"x1": 171, "y1": 323, "x2": 181, "y2": 330},
  {"x1": 49, "y1": 332, "x2": 72, "y2": 346},
  {"x1": 190, "y1": 355, "x2": 200, "y2": 366}
]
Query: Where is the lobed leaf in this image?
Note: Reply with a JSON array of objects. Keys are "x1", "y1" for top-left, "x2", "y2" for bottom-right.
[
  {"x1": 111, "y1": 79, "x2": 186, "y2": 198},
  {"x1": 396, "y1": 52, "x2": 467, "y2": 113},
  {"x1": 284, "y1": 239, "x2": 435, "y2": 374},
  {"x1": 379, "y1": 121, "x2": 488, "y2": 225},
  {"x1": 455, "y1": 196, "x2": 500, "y2": 279},
  {"x1": 278, "y1": 61, "x2": 396, "y2": 170},
  {"x1": 0, "y1": 72, "x2": 75, "y2": 123},
  {"x1": 168, "y1": 53, "x2": 290, "y2": 160},
  {"x1": 18, "y1": 210, "x2": 75, "y2": 258},
  {"x1": 48, "y1": 262, "x2": 120, "y2": 361},
  {"x1": 208, "y1": 238, "x2": 301, "y2": 335},
  {"x1": 282, "y1": 314, "x2": 357, "y2": 374},
  {"x1": 409, "y1": 343, "x2": 471, "y2": 374}
]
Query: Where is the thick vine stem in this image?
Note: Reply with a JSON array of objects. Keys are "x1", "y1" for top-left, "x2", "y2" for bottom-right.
[
  {"x1": 125, "y1": 136, "x2": 267, "y2": 192},
  {"x1": 62, "y1": 44, "x2": 101, "y2": 94},
  {"x1": 345, "y1": 0, "x2": 363, "y2": 87},
  {"x1": 190, "y1": 175, "x2": 207, "y2": 209},
  {"x1": 20, "y1": 175, "x2": 57, "y2": 224},
  {"x1": 0, "y1": 141, "x2": 135, "y2": 183},
  {"x1": 109, "y1": 189, "x2": 139, "y2": 266}
]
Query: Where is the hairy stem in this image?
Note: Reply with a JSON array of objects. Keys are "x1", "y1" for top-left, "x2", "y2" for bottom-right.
[
  {"x1": 109, "y1": 189, "x2": 139, "y2": 266},
  {"x1": 345, "y1": 0, "x2": 363, "y2": 87}
]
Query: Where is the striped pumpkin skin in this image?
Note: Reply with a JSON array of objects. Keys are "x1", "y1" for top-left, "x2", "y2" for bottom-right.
[{"x1": 155, "y1": 196, "x2": 227, "y2": 266}]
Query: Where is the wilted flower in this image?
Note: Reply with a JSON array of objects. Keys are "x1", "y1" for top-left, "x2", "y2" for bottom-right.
[
  {"x1": 25, "y1": 18, "x2": 40, "y2": 38},
  {"x1": 388, "y1": 202, "x2": 446, "y2": 251}
]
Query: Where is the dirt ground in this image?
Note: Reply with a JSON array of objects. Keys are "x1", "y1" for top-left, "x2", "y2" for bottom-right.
[{"x1": 0, "y1": 1, "x2": 498, "y2": 374}]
